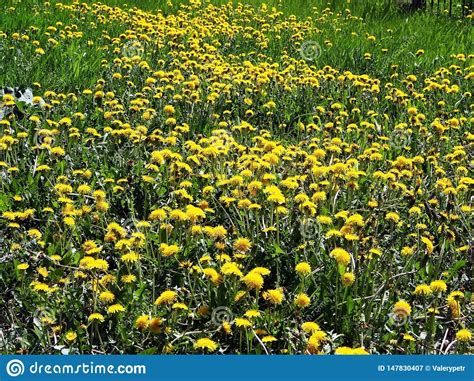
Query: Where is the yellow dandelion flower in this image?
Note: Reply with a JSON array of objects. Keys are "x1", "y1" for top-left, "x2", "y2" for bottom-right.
[
  {"x1": 172, "y1": 302, "x2": 188, "y2": 310},
  {"x1": 341, "y1": 272, "x2": 355, "y2": 286},
  {"x1": 393, "y1": 300, "x2": 412, "y2": 317},
  {"x1": 149, "y1": 317, "x2": 162, "y2": 333},
  {"x1": 430, "y1": 280, "x2": 447, "y2": 293},
  {"x1": 330, "y1": 247, "x2": 351, "y2": 267},
  {"x1": 17, "y1": 263, "x2": 29, "y2": 270},
  {"x1": 263, "y1": 288, "x2": 284, "y2": 305},
  {"x1": 65, "y1": 331, "x2": 77, "y2": 342},
  {"x1": 194, "y1": 338, "x2": 218, "y2": 352},
  {"x1": 107, "y1": 304, "x2": 125, "y2": 314},
  {"x1": 242, "y1": 272, "x2": 264, "y2": 290},
  {"x1": 421, "y1": 236, "x2": 434, "y2": 254},
  {"x1": 295, "y1": 262, "x2": 311, "y2": 275},
  {"x1": 159, "y1": 243, "x2": 180, "y2": 257},
  {"x1": 221, "y1": 262, "x2": 243, "y2": 277},
  {"x1": 335, "y1": 346, "x2": 354, "y2": 354},
  {"x1": 88, "y1": 313, "x2": 105, "y2": 323},
  {"x1": 413, "y1": 284, "x2": 432, "y2": 296},
  {"x1": 294, "y1": 293, "x2": 311, "y2": 308},
  {"x1": 456, "y1": 329, "x2": 472, "y2": 342},
  {"x1": 249, "y1": 267, "x2": 271, "y2": 276},
  {"x1": 244, "y1": 310, "x2": 261, "y2": 318},
  {"x1": 99, "y1": 290, "x2": 115, "y2": 303},
  {"x1": 262, "y1": 336, "x2": 277, "y2": 343},
  {"x1": 121, "y1": 274, "x2": 137, "y2": 283},
  {"x1": 121, "y1": 251, "x2": 140, "y2": 263},
  {"x1": 233, "y1": 237, "x2": 252, "y2": 253},
  {"x1": 301, "y1": 322, "x2": 320, "y2": 333},
  {"x1": 135, "y1": 315, "x2": 150, "y2": 330},
  {"x1": 155, "y1": 290, "x2": 177, "y2": 306},
  {"x1": 235, "y1": 318, "x2": 252, "y2": 328}
]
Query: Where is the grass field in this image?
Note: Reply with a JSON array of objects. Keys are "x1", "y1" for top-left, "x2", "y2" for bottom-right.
[{"x1": 0, "y1": 0, "x2": 472, "y2": 354}]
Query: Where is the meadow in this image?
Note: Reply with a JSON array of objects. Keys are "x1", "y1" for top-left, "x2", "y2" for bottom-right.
[{"x1": 0, "y1": 0, "x2": 472, "y2": 354}]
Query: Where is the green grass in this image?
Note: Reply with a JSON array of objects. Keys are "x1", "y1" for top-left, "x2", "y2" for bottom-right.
[
  {"x1": 0, "y1": 0, "x2": 471, "y2": 91},
  {"x1": 0, "y1": 0, "x2": 472, "y2": 355}
]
